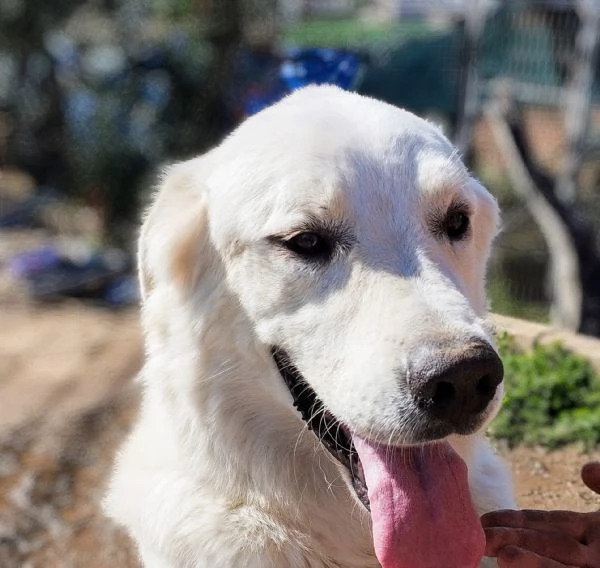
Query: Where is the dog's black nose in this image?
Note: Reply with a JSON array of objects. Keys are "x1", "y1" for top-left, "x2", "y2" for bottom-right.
[{"x1": 408, "y1": 342, "x2": 503, "y2": 431}]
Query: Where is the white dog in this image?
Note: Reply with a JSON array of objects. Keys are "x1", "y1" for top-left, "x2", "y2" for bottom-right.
[{"x1": 105, "y1": 86, "x2": 515, "y2": 568}]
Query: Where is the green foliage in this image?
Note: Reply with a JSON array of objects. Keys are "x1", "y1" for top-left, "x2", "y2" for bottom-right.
[
  {"x1": 283, "y1": 19, "x2": 429, "y2": 48},
  {"x1": 489, "y1": 334, "x2": 600, "y2": 449}
]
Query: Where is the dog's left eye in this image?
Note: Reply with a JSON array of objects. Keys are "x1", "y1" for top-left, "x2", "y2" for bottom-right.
[
  {"x1": 283, "y1": 232, "x2": 333, "y2": 259},
  {"x1": 444, "y1": 210, "x2": 470, "y2": 241}
]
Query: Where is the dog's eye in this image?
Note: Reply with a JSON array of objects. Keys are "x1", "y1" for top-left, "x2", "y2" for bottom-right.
[
  {"x1": 283, "y1": 232, "x2": 332, "y2": 259},
  {"x1": 444, "y1": 210, "x2": 470, "y2": 241}
]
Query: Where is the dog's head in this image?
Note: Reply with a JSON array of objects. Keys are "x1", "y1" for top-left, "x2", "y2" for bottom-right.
[{"x1": 139, "y1": 86, "x2": 502, "y2": 567}]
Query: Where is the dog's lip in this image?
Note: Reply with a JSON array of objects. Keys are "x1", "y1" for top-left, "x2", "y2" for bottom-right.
[{"x1": 270, "y1": 347, "x2": 370, "y2": 510}]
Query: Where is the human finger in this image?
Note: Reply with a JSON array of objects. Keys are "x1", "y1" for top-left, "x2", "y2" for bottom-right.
[
  {"x1": 484, "y1": 526, "x2": 586, "y2": 566},
  {"x1": 482, "y1": 509, "x2": 592, "y2": 541},
  {"x1": 581, "y1": 462, "x2": 600, "y2": 496},
  {"x1": 496, "y1": 546, "x2": 579, "y2": 568}
]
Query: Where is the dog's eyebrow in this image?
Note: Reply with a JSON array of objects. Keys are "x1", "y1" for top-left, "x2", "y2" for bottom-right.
[
  {"x1": 304, "y1": 213, "x2": 354, "y2": 241},
  {"x1": 271, "y1": 212, "x2": 355, "y2": 248},
  {"x1": 421, "y1": 178, "x2": 474, "y2": 205},
  {"x1": 427, "y1": 195, "x2": 472, "y2": 217}
]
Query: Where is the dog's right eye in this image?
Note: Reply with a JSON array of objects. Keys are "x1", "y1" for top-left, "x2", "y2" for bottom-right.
[{"x1": 282, "y1": 232, "x2": 333, "y2": 260}]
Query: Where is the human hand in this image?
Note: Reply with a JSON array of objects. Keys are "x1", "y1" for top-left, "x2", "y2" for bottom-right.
[{"x1": 481, "y1": 462, "x2": 600, "y2": 567}]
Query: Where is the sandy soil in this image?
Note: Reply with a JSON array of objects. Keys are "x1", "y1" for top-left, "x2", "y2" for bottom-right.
[
  {"x1": 0, "y1": 304, "x2": 142, "y2": 567},
  {"x1": 0, "y1": 303, "x2": 598, "y2": 567},
  {"x1": 502, "y1": 445, "x2": 600, "y2": 512}
]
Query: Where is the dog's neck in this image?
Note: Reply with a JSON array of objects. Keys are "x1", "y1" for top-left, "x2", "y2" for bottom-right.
[{"x1": 142, "y1": 287, "x2": 364, "y2": 513}]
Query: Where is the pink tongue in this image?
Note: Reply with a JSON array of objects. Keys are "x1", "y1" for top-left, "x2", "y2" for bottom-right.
[{"x1": 352, "y1": 436, "x2": 485, "y2": 568}]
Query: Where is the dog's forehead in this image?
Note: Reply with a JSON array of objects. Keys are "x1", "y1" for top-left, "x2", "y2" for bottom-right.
[{"x1": 207, "y1": 87, "x2": 469, "y2": 240}]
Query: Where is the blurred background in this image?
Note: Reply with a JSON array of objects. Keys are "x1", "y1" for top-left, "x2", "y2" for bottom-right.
[
  {"x1": 1, "y1": 1, "x2": 600, "y2": 566},
  {"x1": 1, "y1": 0, "x2": 600, "y2": 329}
]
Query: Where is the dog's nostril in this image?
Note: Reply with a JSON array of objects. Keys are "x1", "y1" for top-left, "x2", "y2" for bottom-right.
[
  {"x1": 476, "y1": 374, "x2": 493, "y2": 398},
  {"x1": 408, "y1": 341, "x2": 503, "y2": 432},
  {"x1": 432, "y1": 381, "x2": 455, "y2": 406}
]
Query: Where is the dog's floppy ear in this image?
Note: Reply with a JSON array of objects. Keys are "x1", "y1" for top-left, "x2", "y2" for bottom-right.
[{"x1": 137, "y1": 157, "x2": 215, "y2": 301}]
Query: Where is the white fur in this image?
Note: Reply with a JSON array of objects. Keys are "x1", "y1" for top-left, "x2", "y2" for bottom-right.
[{"x1": 105, "y1": 86, "x2": 515, "y2": 567}]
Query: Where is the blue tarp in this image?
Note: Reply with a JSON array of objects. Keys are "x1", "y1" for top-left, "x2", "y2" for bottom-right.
[{"x1": 242, "y1": 48, "x2": 363, "y2": 116}]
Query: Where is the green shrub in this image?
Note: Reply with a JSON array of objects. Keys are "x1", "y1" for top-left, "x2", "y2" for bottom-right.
[{"x1": 489, "y1": 334, "x2": 600, "y2": 449}]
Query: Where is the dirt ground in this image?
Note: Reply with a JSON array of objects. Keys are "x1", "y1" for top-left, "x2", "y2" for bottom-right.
[
  {"x1": 0, "y1": 303, "x2": 599, "y2": 567},
  {"x1": 501, "y1": 445, "x2": 600, "y2": 511}
]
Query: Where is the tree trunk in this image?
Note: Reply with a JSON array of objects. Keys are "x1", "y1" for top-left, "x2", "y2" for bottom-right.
[{"x1": 486, "y1": 87, "x2": 600, "y2": 336}]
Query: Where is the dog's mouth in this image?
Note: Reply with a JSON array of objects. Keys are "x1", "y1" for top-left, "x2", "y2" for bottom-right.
[
  {"x1": 271, "y1": 346, "x2": 487, "y2": 568},
  {"x1": 270, "y1": 347, "x2": 369, "y2": 509}
]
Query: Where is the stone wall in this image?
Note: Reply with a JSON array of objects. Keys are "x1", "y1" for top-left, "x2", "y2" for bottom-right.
[{"x1": 492, "y1": 314, "x2": 600, "y2": 371}]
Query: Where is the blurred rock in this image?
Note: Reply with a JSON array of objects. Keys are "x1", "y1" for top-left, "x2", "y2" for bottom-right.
[{"x1": 0, "y1": 169, "x2": 36, "y2": 202}]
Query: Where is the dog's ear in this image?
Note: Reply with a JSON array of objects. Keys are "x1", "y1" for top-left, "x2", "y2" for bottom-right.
[{"x1": 138, "y1": 157, "x2": 216, "y2": 301}]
